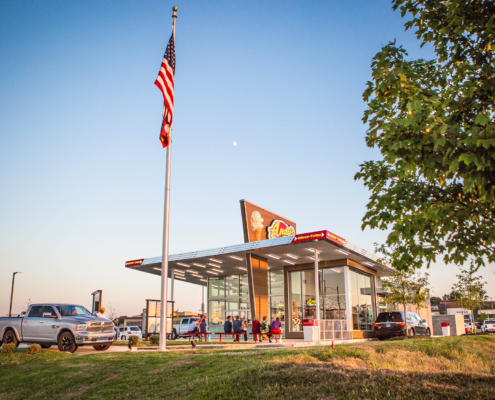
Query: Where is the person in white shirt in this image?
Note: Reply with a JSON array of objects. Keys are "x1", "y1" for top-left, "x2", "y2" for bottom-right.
[
  {"x1": 96, "y1": 307, "x2": 107, "y2": 318},
  {"x1": 187, "y1": 319, "x2": 199, "y2": 346}
]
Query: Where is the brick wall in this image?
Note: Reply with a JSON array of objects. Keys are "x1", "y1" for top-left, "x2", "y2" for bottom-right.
[{"x1": 432, "y1": 315, "x2": 465, "y2": 336}]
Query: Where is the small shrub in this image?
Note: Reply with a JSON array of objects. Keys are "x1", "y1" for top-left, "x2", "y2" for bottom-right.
[
  {"x1": 27, "y1": 343, "x2": 41, "y2": 354},
  {"x1": 150, "y1": 335, "x2": 159, "y2": 345},
  {"x1": 1, "y1": 343, "x2": 16, "y2": 354},
  {"x1": 130, "y1": 336, "x2": 139, "y2": 346}
]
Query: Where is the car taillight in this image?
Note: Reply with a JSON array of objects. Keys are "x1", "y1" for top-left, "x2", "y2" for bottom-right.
[
  {"x1": 374, "y1": 323, "x2": 380, "y2": 327},
  {"x1": 128, "y1": 332, "x2": 132, "y2": 334},
  {"x1": 396, "y1": 322, "x2": 406, "y2": 326}
]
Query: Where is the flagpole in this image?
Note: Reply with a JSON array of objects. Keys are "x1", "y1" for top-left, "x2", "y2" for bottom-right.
[{"x1": 159, "y1": 5, "x2": 177, "y2": 352}]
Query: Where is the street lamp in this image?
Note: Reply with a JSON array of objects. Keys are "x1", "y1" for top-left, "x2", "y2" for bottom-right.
[{"x1": 9, "y1": 272, "x2": 21, "y2": 317}]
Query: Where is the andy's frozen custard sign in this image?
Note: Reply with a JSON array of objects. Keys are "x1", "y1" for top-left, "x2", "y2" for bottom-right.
[
  {"x1": 240, "y1": 200, "x2": 297, "y2": 243},
  {"x1": 267, "y1": 219, "x2": 296, "y2": 239}
]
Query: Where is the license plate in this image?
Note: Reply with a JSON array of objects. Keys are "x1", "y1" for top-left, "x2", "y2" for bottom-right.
[{"x1": 385, "y1": 324, "x2": 390, "y2": 328}]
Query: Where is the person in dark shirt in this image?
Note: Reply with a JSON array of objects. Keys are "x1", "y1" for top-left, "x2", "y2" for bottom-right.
[
  {"x1": 224, "y1": 316, "x2": 233, "y2": 333},
  {"x1": 233, "y1": 315, "x2": 247, "y2": 342},
  {"x1": 199, "y1": 315, "x2": 208, "y2": 342}
]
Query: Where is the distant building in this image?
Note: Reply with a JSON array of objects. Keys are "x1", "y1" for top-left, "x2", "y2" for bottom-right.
[
  {"x1": 119, "y1": 315, "x2": 144, "y2": 329},
  {"x1": 438, "y1": 301, "x2": 495, "y2": 320}
]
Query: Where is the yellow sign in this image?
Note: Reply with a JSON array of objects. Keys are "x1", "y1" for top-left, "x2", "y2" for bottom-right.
[{"x1": 267, "y1": 219, "x2": 296, "y2": 239}]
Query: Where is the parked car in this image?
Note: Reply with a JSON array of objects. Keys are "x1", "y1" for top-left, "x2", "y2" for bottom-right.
[
  {"x1": 465, "y1": 322, "x2": 472, "y2": 333},
  {"x1": 0, "y1": 303, "x2": 116, "y2": 353},
  {"x1": 475, "y1": 322, "x2": 483, "y2": 333},
  {"x1": 482, "y1": 319, "x2": 495, "y2": 333},
  {"x1": 118, "y1": 326, "x2": 142, "y2": 341},
  {"x1": 173, "y1": 317, "x2": 199, "y2": 338},
  {"x1": 374, "y1": 311, "x2": 431, "y2": 340}
]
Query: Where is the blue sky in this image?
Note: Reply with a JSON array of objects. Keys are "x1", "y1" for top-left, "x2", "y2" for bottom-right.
[{"x1": 1, "y1": 0, "x2": 493, "y2": 317}]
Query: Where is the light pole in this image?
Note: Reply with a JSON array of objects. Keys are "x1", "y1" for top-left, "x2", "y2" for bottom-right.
[{"x1": 9, "y1": 272, "x2": 21, "y2": 317}]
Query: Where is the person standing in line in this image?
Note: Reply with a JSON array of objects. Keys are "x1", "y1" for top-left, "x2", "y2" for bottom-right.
[
  {"x1": 252, "y1": 316, "x2": 261, "y2": 342},
  {"x1": 260, "y1": 316, "x2": 270, "y2": 341}
]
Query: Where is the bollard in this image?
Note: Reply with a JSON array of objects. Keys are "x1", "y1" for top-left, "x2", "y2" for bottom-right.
[{"x1": 441, "y1": 322, "x2": 451, "y2": 336}]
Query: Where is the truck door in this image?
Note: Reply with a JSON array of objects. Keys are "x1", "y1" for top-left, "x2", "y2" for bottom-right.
[
  {"x1": 38, "y1": 306, "x2": 59, "y2": 342},
  {"x1": 23, "y1": 306, "x2": 44, "y2": 341}
]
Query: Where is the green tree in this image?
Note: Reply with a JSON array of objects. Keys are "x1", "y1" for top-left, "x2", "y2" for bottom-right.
[
  {"x1": 380, "y1": 268, "x2": 430, "y2": 336},
  {"x1": 477, "y1": 312, "x2": 489, "y2": 323},
  {"x1": 452, "y1": 265, "x2": 487, "y2": 330},
  {"x1": 442, "y1": 291, "x2": 461, "y2": 302},
  {"x1": 355, "y1": 0, "x2": 495, "y2": 271},
  {"x1": 430, "y1": 296, "x2": 441, "y2": 305}
]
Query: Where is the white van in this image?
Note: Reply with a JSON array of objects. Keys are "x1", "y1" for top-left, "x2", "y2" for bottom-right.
[{"x1": 118, "y1": 326, "x2": 142, "y2": 340}]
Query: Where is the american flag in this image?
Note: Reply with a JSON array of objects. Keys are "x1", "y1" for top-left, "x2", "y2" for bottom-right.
[{"x1": 154, "y1": 34, "x2": 176, "y2": 148}]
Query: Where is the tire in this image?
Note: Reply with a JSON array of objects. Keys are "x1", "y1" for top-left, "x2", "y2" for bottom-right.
[
  {"x1": 426, "y1": 328, "x2": 431, "y2": 337},
  {"x1": 409, "y1": 328, "x2": 415, "y2": 337},
  {"x1": 41, "y1": 344, "x2": 52, "y2": 349},
  {"x1": 93, "y1": 343, "x2": 112, "y2": 351},
  {"x1": 58, "y1": 331, "x2": 78, "y2": 353},
  {"x1": 3, "y1": 329, "x2": 19, "y2": 348},
  {"x1": 378, "y1": 337, "x2": 386, "y2": 341},
  {"x1": 121, "y1": 335, "x2": 126, "y2": 341}
]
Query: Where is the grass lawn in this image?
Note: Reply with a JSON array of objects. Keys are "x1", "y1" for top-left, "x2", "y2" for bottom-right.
[{"x1": 1, "y1": 335, "x2": 495, "y2": 399}]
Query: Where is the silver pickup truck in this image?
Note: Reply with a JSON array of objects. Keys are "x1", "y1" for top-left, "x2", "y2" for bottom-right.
[{"x1": 0, "y1": 303, "x2": 116, "y2": 353}]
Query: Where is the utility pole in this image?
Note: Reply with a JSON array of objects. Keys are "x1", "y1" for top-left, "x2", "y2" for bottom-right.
[{"x1": 9, "y1": 272, "x2": 21, "y2": 317}]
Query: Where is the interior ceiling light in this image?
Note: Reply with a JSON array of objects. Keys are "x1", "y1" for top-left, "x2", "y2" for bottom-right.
[
  {"x1": 211, "y1": 268, "x2": 224, "y2": 273},
  {"x1": 177, "y1": 262, "x2": 190, "y2": 267},
  {"x1": 229, "y1": 255, "x2": 244, "y2": 261},
  {"x1": 208, "y1": 263, "x2": 222, "y2": 268},
  {"x1": 364, "y1": 262, "x2": 373, "y2": 266},
  {"x1": 206, "y1": 271, "x2": 218, "y2": 275},
  {"x1": 209, "y1": 258, "x2": 223, "y2": 263},
  {"x1": 338, "y1": 249, "x2": 349, "y2": 255},
  {"x1": 237, "y1": 267, "x2": 247, "y2": 271},
  {"x1": 306, "y1": 248, "x2": 321, "y2": 254},
  {"x1": 331, "y1": 268, "x2": 342, "y2": 273},
  {"x1": 174, "y1": 276, "x2": 186, "y2": 280},
  {"x1": 193, "y1": 263, "x2": 206, "y2": 268},
  {"x1": 200, "y1": 279, "x2": 207, "y2": 282},
  {"x1": 153, "y1": 267, "x2": 162, "y2": 272},
  {"x1": 267, "y1": 254, "x2": 280, "y2": 259},
  {"x1": 173, "y1": 270, "x2": 185, "y2": 275},
  {"x1": 282, "y1": 260, "x2": 295, "y2": 265},
  {"x1": 286, "y1": 253, "x2": 298, "y2": 259}
]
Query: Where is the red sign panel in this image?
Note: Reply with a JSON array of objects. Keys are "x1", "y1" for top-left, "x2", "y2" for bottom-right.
[
  {"x1": 291, "y1": 230, "x2": 346, "y2": 246},
  {"x1": 125, "y1": 259, "x2": 144, "y2": 268}
]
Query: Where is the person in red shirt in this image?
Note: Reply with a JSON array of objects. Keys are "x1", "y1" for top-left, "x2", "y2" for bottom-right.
[{"x1": 252, "y1": 316, "x2": 262, "y2": 342}]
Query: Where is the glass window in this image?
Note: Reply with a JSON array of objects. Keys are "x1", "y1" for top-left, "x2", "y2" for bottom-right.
[
  {"x1": 239, "y1": 274, "x2": 249, "y2": 297},
  {"x1": 225, "y1": 275, "x2": 239, "y2": 297},
  {"x1": 239, "y1": 300, "x2": 250, "y2": 310},
  {"x1": 226, "y1": 300, "x2": 239, "y2": 310},
  {"x1": 208, "y1": 277, "x2": 225, "y2": 298},
  {"x1": 320, "y1": 267, "x2": 346, "y2": 320},
  {"x1": 269, "y1": 270, "x2": 284, "y2": 295},
  {"x1": 208, "y1": 300, "x2": 225, "y2": 325},
  {"x1": 349, "y1": 269, "x2": 374, "y2": 330},
  {"x1": 290, "y1": 271, "x2": 302, "y2": 331},
  {"x1": 302, "y1": 270, "x2": 316, "y2": 320},
  {"x1": 270, "y1": 295, "x2": 285, "y2": 324},
  {"x1": 27, "y1": 306, "x2": 43, "y2": 318}
]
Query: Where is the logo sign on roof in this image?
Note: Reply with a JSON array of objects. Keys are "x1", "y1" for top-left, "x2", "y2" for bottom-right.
[
  {"x1": 125, "y1": 259, "x2": 144, "y2": 268},
  {"x1": 267, "y1": 219, "x2": 296, "y2": 239},
  {"x1": 240, "y1": 200, "x2": 296, "y2": 243},
  {"x1": 291, "y1": 230, "x2": 346, "y2": 246}
]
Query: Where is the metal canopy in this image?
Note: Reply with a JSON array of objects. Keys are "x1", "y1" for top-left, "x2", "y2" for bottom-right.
[{"x1": 126, "y1": 231, "x2": 392, "y2": 286}]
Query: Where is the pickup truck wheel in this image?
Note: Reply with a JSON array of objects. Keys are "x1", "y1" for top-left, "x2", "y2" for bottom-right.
[
  {"x1": 3, "y1": 330, "x2": 19, "y2": 348},
  {"x1": 93, "y1": 343, "x2": 112, "y2": 351},
  {"x1": 58, "y1": 332, "x2": 77, "y2": 353}
]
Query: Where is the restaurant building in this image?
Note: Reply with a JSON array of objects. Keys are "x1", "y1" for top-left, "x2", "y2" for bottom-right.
[{"x1": 126, "y1": 200, "x2": 393, "y2": 340}]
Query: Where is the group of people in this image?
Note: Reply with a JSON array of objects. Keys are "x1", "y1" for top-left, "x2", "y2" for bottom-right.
[
  {"x1": 187, "y1": 315, "x2": 208, "y2": 344},
  {"x1": 224, "y1": 315, "x2": 283, "y2": 343}
]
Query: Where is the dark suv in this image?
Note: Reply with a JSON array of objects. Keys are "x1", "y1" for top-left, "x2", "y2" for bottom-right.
[{"x1": 374, "y1": 311, "x2": 431, "y2": 340}]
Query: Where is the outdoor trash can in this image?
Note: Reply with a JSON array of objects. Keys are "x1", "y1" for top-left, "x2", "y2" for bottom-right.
[
  {"x1": 303, "y1": 319, "x2": 319, "y2": 342},
  {"x1": 441, "y1": 322, "x2": 451, "y2": 336}
]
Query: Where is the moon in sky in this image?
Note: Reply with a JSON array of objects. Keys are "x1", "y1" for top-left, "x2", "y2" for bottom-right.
[{"x1": 233, "y1": 142, "x2": 237, "y2": 146}]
